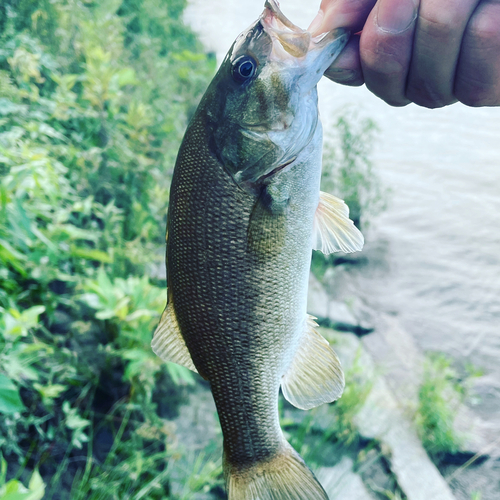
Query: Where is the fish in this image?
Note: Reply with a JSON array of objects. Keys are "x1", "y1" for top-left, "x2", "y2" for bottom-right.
[{"x1": 152, "y1": 1, "x2": 364, "y2": 498}]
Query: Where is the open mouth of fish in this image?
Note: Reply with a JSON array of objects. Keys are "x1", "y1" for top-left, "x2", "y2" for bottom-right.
[{"x1": 262, "y1": 0, "x2": 349, "y2": 60}]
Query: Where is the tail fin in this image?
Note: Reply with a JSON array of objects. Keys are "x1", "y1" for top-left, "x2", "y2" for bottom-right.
[{"x1": 225, "y1": 443, "x2": 328, "y2": 500}]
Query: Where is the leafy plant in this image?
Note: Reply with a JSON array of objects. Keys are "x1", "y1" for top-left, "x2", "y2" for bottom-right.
[
  {"x1": 0, "y1": 0, "x2": 213, "y2": 495},
  {"x1": 0, "y1": 454, "x2": 45, "y2": 500},
  {"x1": 415, "y1": 354, "x2": 477, "y2": 460},
  {"x1": 0, "y1": 0, "x2": 387, "y2": 496},
  {"x1": 325, "y1": 347, "x2": 373, "y2": 445},
  {"x1": 321, "y1": 111, "x2": 389, "y2": 229},
  {"x1": 0, "y1": 374, "x2": 26, "y2": 415}
]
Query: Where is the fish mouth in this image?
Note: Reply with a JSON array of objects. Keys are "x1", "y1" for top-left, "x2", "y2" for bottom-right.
[{"x1": 261, "y1": 0, "x2": 349, "y2": 59}]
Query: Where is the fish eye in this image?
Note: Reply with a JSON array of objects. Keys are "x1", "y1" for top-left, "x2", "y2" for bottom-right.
[{"x1": 231, "y1": 55, "x2": 257, "y2": 83}]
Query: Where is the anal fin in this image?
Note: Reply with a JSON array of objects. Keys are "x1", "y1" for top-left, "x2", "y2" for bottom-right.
[
  {"x1": 151, "y1": 301, "x2": 198, "y2": 373},
  {"x1": 281, "y1": 315, "x2": 344, "y2": 410},
  {"x1": 313, "y1": 191, "x2": 364, "y2": 254}
]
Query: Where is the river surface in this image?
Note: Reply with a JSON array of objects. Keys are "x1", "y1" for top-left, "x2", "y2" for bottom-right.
[{"x1": 184, "y1": 0, "x2": 500, "y2": 432}]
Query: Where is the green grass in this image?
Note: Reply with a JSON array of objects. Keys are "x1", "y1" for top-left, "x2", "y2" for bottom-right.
[{"x1": 415, "y1": 354, "x2": 479, "y2": 460}]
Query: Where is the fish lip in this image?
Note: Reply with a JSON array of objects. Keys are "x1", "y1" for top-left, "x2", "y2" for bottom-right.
[
  {"x1": 263, "y1": 0, "x2": 304, "y2": 33},
  {"x1": 261, "y1": 0, "x2": 350, "y2": 58}
]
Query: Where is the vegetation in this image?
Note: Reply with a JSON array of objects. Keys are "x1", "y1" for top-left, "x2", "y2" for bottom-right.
[
  {"x1": 415, "y1": 354, "x2": 479, "y2": 461},
  {"x1": 312, "y1": 111, "x2": 389, "y2": 278},
  {"x1": 1, "y1": 453, "x2": 45, "y2": 500},
  {"x1": 0, "y1": 0, "x2": 218, "y2": 497},
  {"x1": 321, "y1": 111, "x2": 389, "y2": 230}
]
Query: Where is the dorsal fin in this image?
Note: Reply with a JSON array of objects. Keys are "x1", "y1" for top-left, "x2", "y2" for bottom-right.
[
  {"x1": 313, "y1": 191, "x2": 364, "y2": 254},
  {"x1": 281, "y1": 315, "x2": 344, "y2": 410}
]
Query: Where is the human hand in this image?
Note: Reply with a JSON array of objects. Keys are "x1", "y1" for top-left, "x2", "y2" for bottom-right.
[{"x1": 309, "y1": 0, "x2": 500, "y2": 107}]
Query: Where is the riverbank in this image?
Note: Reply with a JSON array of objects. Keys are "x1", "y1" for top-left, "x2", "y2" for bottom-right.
[{"x1": 313, "y1": 259, "x2": 500, "y2": 500}]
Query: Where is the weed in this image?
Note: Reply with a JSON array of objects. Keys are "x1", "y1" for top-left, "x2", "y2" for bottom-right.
[
  {"x1": 415, "y1": 354, "x2": 471, "y2": 459},
  {"x1": 325, "y1": 347, "x2": 373, "y2": 446},
  {"x1": 321, "y1": 111, "x2": 389, "y2": 230}
]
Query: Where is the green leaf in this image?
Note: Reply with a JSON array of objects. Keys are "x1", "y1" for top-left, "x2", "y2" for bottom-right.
[
  {"x1": 62, "y1": 401, "x2": 90, "y2": 430},
  {"x1": 116, "y1": 68, "x2": 137, "y2": 87},
  {"x1": 70, "y1": 246, "x2": 113, "y2": 263},
  {"x1": 3, "y1": 306, "x2": 45, "y2": 337},
  {"x1": 0, "y1": 374, "x2": 26, "y2": 415},
  {"x1": 26, "y1": 469, "x2": 45, "y2": 500},
  {"x1": 1, "y1": 453, "x2": 6, "y2": 487},
  {"x1": 0, "y1": 467, "x2": 45, "y2": 500},
  {"x1": 33, "y1": 383, "x2": 66, "y2": 400},
  {"x1": 166, "y1": 363, "x2": 195, "y2": 386}
]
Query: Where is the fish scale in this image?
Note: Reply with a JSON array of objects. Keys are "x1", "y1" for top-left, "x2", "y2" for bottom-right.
[
  {"x1": 152, "y1": 1, "x2": 364, "y2": 498},
  {"x1": 169, "y1": 113, "x2": 309, "y2": 465}
]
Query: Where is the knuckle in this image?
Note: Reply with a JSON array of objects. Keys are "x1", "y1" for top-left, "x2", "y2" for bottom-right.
[
  {"x1": 419, "y1": 6, "x2": 464, "y2": 41},
  {"x1": 455, "y1": 5, "x2": 500, "y2": 106},
  {"x1": 466, "y1": 6, "x2": 500, "y2": 50}
]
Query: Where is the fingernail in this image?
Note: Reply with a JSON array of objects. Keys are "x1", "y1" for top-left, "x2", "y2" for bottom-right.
[
  {"x1": 324, "y1": 67, "x2": 356, "y2": 82},
  {"x1": 308, "y1": 10, "x2": 325, "y2": 35},
  {"x1": 376, "y1": 0, "x2": 417, "y2": 34}
]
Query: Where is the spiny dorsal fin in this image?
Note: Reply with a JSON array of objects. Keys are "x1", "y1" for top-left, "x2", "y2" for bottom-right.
[
  {"x1": 313, "y1": 191, "x2": 364, "y2": 254},
  {"x1": 281, "y1": 315, "x2": 344, "y2": 410},
  {"x1": 151, "y1": 301, "x2": 198, "y2": 373}
]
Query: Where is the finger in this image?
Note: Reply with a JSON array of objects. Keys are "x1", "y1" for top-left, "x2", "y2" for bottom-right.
[
  {"x1": 309, "y1": 0, "x2": 377, "y2": 35},
  {"x1": 324, "y1": 36, "x2": 364, "y2": 86},
  {"x1": 406, "y1": 0, "x2": 481, "y2": 108},
  {"x1": 454, "y1": 0, "x2": 500, "y2": 107},
  {"x1": 358, "y1": 0, "x2": 418, "y2": 106}
]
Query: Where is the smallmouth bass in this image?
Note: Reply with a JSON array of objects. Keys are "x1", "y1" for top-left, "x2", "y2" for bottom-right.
[{"x1": 152, "y1": 1, "x2": 363, "y2": 498}]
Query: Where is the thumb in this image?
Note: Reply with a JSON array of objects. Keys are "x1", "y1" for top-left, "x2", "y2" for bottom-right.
[{"x1": 309, "y1": 0, "x2": 377, "y2": 35}]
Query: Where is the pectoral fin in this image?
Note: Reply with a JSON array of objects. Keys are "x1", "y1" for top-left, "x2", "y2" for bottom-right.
[
  {"x1": 281, "y1": 316, "x2": 344, "y2": 410},
  {"x1": 313, "y1": 191, "x2": 364, "y2": 254},
  {"x1": 151, "y1": 300, "x2": 198, "y2": 373}
]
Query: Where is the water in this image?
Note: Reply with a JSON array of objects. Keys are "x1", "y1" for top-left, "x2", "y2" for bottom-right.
[{"x1": 184, "y1": 0, "x2": 500, "y2": 427}]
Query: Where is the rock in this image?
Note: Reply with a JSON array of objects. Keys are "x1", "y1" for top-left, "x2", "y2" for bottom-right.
[
  {"x1": 317, "y1": 458, "x2": 376, "y2": 500},
  {"x1": 308, "y1": 274, "x2": 375, "y2": 336},
  {"x1": 361, "y1": 312, "x2": 496, "y2": 462}
]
